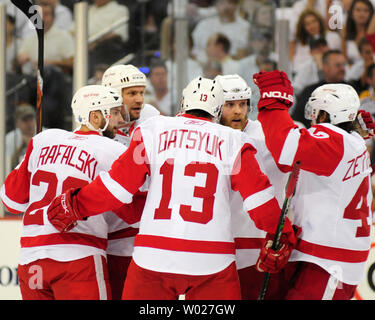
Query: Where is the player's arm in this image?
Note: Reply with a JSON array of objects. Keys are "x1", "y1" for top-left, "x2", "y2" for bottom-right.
[
  {"x1": 254, "y1": 70, "x2": 343, "y2": 176},
  {"x1": 113, "y1": 190, "x2": 147, "y2": 224},
  {"x1": 0, "y1": 139, "x2": 33, "y2": 214},
  {"x1": 47, "y1": 127, "x2": 150, "y2": 232},
  {"x1": 230, "y1": 143, "x2": 297, "y2": 273},
  {"x1": 231, "y1": 143, "x2": 295, "y2": 243}
]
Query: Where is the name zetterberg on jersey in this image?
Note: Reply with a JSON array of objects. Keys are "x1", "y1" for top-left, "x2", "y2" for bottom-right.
[
  {"x1": 343, "y1": 149, "x2": 371, "y2": 181},
  {"x1": 37, "y1": 144, "x2": 99, "y2": 180}
]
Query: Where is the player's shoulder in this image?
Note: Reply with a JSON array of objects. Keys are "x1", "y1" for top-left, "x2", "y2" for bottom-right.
[
  {"x1": 309, "y1": 123, "x2": 366, "y2": 147},
  {"x1": 242, "y1": 120, "x2": 265, "y2": 146},
  {"x1": 309, "y1": 123, "x2": 347, "y2": 136},
  {"x1": 33, "y1": 128, "x2": 70, "y2": 142},
  {"x1": 142, "y1": 104, "x2": 161, "y2": 118},
  {"x1": 135, "y1": 104, "x2": 161, "y2": 127},
  {"x1": 243, "y1": 119, "x2": 263, "y2": 136}
]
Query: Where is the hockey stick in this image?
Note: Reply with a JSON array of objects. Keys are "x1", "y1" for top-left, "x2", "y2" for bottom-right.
[
  {"x1": 11, "y1": 0, "x2": 44, "y2": 133},
  {"x1": 258, "y1": 160, "x2": 301, "y2": 300}
]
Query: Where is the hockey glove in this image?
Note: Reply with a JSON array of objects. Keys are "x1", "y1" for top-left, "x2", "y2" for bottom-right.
[
  {"x1": 256, "y1": 233, "x2": 294, "y2": 274},
  {"x1": 357, "y1": 110, "x2": 375, "y2": 139},
  {"x1": 47, "y1": 187, "x2": 85, "y2": 232},
  {"x1": 253, "y1": 70, "x2": 294, "y2": 111}
]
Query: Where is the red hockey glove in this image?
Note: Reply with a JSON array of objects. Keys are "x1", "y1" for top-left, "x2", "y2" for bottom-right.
[
  {"x1": 47, "y1": 188, "x2": 85, "y2": 232},
  {"x1": 357, "y1": 110, "x2": 375, "y2": 139},
  {"x1": 253, "y1": 70, "x2": 294, "y2": 111},
  {"x1": 256, "y1": 233, "x2": 294, "y2": 273}
]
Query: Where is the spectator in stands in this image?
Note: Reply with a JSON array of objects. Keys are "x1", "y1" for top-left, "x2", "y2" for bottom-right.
[
  {"x1": 191, "y1": 0, "x2": 250, "y2": 64},
  {"x1": 165, "y1": 33, "x2": 203, "y2": 106},
  {"x1": 145, "y1": 60, "x2": 172, "y2": 115},
  {"x1": 87, "y1": 0, "x2": 129, "y2": 75},
  {"x1": 342, "y1": 0, "x2": 374, "y2": 65},
  {"x1": 202, "y1": 60, "x2": 223, "y2": 79},
  {"x1": 290, "y1": 8, "x2": 341, "y2": 72},
  {"x1": 17, "y1": 3, "x2": 74, "y2": 75},
  {"x1": 292, "y1": 49, "x2": 348, "y2": 127},
  {"x1": 6, "y1": 104, "x2": 36, "y2": 172},
  {"x1": 292, "y1": 37, "x2": 330, "y2": 96},
  {"x1": 242, "y1": 0, "x2": 275, "y2": 54},
  {"x1": 237, "y1": 30, "x2": 277, "y2": 118},
  {"x1": 36, "y1": 0, "x2": 73, "y2": 31},
  {"x1": 238, "y1": 30, "x2": 277, "y2": 85},
  {"x1": 89, "y1": 64, "x2": 110, "y2": 85},
  {"x1": 360, "y1": 63, "x2": 375, "y2": 108},
  {"x1": 3, "y1": 0, "x2": 34, "y2": 38},
  {"x1": 205, "y1": 33, "x2": 240, "y2": 75},
  {"x1": 347, "y1": 37, "x2": 375, "y2": 80},
  {"x1": 88, "y1": 0, "x2": 129, "y2": 45},
  {"x1": 346, "y1": 37, "x2": 374, "y2": 93},
  {"x1": 5, "y1": 14, "x2": 20, "y2": 74},
  {"x1": 358, "y1": 63, "x2": 375, "y2": 162},
  {"x1": 288, "y1": 0, "x2": 329, "y2": 40}
]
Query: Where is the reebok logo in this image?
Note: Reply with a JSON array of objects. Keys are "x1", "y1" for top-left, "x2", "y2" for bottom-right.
[
  {"x1": 61, "y1": 194, "x2": 69, "y2": 215},
  {"x1": 262, "y1": 91, "x2": 294, "y2": 103}
]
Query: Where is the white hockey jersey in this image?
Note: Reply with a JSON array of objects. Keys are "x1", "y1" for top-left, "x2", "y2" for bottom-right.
[
  {"x1": 258, "y1": 109, "x2": 373, "y2": 285},
  {"x1": 73, "y1": 114, "x2": 295, "y2": 276},
  {"x1": 0, "y1": 129, "x2": 125, "y2": 265},
  {"x1": 107, "y1": 103, "x2": 159, "y2": 257},
  {"x1": 232, "y1": 120, "x2": 289, "y2": 269},
  {"x1": 114, "y1": 104, "x2": 160, "y2": 146}
]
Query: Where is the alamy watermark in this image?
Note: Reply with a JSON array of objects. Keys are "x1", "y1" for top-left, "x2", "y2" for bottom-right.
[
  {"x1": 328, "y1": 4, "x2": 345, "y2": 30},
  {"x1": 28, "y1": 264, "x2": 43, "y2": 290},
  {"x1": 20, "y1": 4, "x2": 44, "y2": 30}
]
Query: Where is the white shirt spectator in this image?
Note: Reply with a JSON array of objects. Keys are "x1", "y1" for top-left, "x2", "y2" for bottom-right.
[
  {"x1": 289, "y1": 0, "x2": 329, "y2": 41},
  {"x1": 166, "y1": 58, "x2": 203, "y2": 105},
  {"x1": 53, "y1": 2, "x2": 73, "y2": 31},
  {"x1": 192, "y1": 15, "x2": 250, "y2": 64},
  {"x1": 221, "y1": 56, "x2": 240, "y2": 75},
  {"x1": 88, "y1": 1, "x2": 129, "y2": 42},
  {"x1": 238, "y1": 52, "x2": 278, "y2": 119},
  {"x1": 147, "y1": 90, "x2": 172, "y2": 116},
  {"x1": 292, "y1": 32, "x2": 341, "y2": 72},
  {"x1": 19, "y1": 25, "x2": 74, "y2": 74},
  {"x1": 292, "y1": 56, "x2": 321, "y2": 95},
  {"x1": 346, "y1": 40, "x2": 362, "y2": 65}
]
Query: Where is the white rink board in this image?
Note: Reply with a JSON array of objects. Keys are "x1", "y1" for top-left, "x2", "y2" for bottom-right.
[
  {"x1": 0, "y1": 219, "x2": 374, "y2": 300},
  {"x1": 0, "y1": 219, "x2": 22, "y2": 300},
  {"x1": 354, "y1": 225, "x2": 375, "y2": 300}
]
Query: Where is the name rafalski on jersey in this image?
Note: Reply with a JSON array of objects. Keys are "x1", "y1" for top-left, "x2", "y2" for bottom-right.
[{"x1": 37, "y1": 144, "x2": 99, "y2": 180}]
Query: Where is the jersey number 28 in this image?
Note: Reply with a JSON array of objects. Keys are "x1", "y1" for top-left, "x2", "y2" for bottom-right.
[{"x1": 23, "y1": 170, "x2": 89, "y2": 226}]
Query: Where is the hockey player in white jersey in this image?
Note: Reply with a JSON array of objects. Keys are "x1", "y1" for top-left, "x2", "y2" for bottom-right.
[
  {"x1": 47, "y1": 76, "x2": 297, "y2": 300},
  {"x1": 216, "y1": 74, "x2": 290, "y2": 299},
  {"x1": 254, "y1": 70, "x2": 373, "y2": 300},
  {"x1": 0, "y1": 85, "x2": 125, "y2": 299},
  {"x1": 101, "y1": 64, "x2": 158, "y2": 299},
  {"x1": 101, "y1": 64, "x2": 160, "y2": 145}
]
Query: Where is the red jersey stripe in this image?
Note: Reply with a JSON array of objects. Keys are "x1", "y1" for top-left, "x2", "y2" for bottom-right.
[
  {"x1": 108, "y1": 227, "x2": 139, "y2": 240},
  {"x1": 134, "y1": 234, "x2": 235, "y2": 254},
  {"x1": 21, "y1": 232, "x2": 108, "y2": 250},
  {"x1": 234, "y1": 237, "x2": 264, "y2": 249},
  {"x1": 297, "y1": 239, "x2": 370, "y2": 263}
]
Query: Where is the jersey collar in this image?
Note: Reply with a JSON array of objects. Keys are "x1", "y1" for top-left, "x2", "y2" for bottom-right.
[
  {"x1": 74, "y1": 130, "x2": 101, "y2": 136},
  {"x1": 181, "y1": 113, "x2": 212, "y2": 122}
]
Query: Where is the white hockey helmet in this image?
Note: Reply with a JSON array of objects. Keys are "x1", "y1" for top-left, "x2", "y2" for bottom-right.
[
  {"x1": 181, "y1": 76, "x2": 224, "y2": 120},
  {"x1": 305, "y1": 83, "x2": 360, "y2": 125},
  {"x1": 101, "y1": 64, "x2": 147, "y2": 90},
  {"x1": 71, "y1": 85, "x2": 122, "y2": 133},
  {"x1": 215, "y1": 74, "x2": 252, "y2": 109}
]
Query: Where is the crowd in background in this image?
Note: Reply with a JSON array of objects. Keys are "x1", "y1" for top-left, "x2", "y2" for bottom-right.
[{"x1": 3, "y1": 0, "x2": 375, "y2": 173}]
